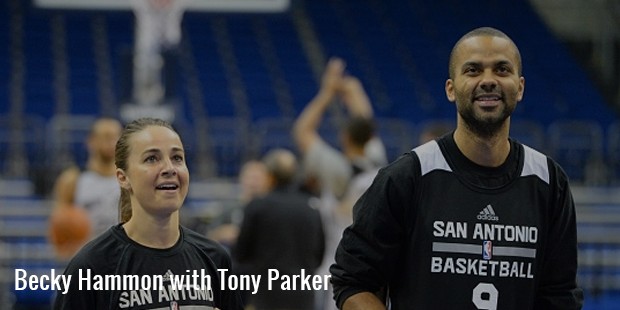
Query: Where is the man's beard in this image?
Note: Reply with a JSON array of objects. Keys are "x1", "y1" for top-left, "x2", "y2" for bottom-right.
[{"x1": 458, "y1": 101, "x2": 514, "y2": 139}]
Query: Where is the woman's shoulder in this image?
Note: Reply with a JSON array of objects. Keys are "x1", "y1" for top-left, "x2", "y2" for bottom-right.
[
  {"x1": 181, "y1": 226, "x2": 232, "y2": 265},
  {"x1": 64, "y1": 226, "x2": 126, "y2": 273}
]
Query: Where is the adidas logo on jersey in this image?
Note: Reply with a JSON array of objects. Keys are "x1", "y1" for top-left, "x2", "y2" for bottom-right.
[
  {"x1": 477, "y1": 204, "x2": 499, "y2": 221},
  {"x1": 162, "y1": 269, "x2": 174, "y2": 282}
]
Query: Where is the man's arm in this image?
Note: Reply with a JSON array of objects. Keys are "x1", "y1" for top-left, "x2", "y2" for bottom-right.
[
  {"x1": 331, "y1": 155, "x2": 416, "y2": 309},
  {"x1": 314, "y1": 209, "x2": 326, "y2": 268},
  {"x1": 293, "y1": 58, "x2": 344, "y2": 154},
  {"x1": 534, "y1": 163, "x2": 584, "y2": 309},
  {"x1": 342, "y1": 292, "x2": 386, "y2": 310},
  {"x1": 340, "y1": 76, "x2": 373, "y2": 119},
  {"x1": 340, "y1": 75, "x2": 388, "y2": 166}
]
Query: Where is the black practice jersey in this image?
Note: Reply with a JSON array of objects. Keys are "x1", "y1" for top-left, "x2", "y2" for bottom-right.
[
  {"x1": 54, "y1": 224, "x2": 244, "y2": 310},
  {"x1": 331, "y1": 133, "x2": 583, "y2": 309}
]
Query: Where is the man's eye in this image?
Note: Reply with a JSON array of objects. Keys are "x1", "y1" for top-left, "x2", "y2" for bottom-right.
[
  {"x1": 497, "y1": 66, "x2": 511, "y2": 74},
  {"x1": 173, "y1": 155, "x2": 184, "y2": 162},
  {"x1": 145, "y1": 155, "x2": 157, "y2": 163},
  {"x1": 464, "y1": 67, "x2": 478, "y2": 74}
]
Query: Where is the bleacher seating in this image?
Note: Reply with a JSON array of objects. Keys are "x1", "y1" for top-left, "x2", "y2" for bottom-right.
[
  {"x1": 252, "y1": 117, "x2": 298, "y2": 157},
  {"x1": 548, "y1": 120, "x2": 605, "y2": 184},
  {"x1": 375, "y1": 118, "x2": 416, "y2": 162},
  {"x1": 4, "y1": 0, "x2": 618, "y2": 181},
  {"x1": 0, "y1": 197, "x2": 60, "y2": 308},
  {"x1": 0, "y1": 115, "x2": 47, "y2": 179},
  {"x1": 22, "y1": 7, "x2": 55, "y2": 119},
  {"x1": 608, "y1": 122, "x2": 620, "y2": 184},
  {"x1": 202, "y1": 116, "x2": 252, "y2": 177},
  {"x1": 46, "y1": 114, "x2": 98, "y2": 170},
  {"x1": 509, "y1": 120, "x2": 546, "y2": 152}
]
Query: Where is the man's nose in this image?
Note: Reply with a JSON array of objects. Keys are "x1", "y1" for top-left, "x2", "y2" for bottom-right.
[{"x1": 479, "y1": 70, "x2": 498, "y2": 92}]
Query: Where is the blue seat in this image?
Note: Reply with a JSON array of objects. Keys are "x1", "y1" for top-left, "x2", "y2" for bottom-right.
[
  {"x1": 204, "y1": 117, "x2": 251, "y2": 177},
  {"x1": 375, "y1": 118, "x2": 416, "y2": 162},
  {"x1": 607, "y1": 122, "x2": 620, "y2": 184},
  {"x1": 252, "y1": 117, "x2": 297, "y2": 157},
  {"x1": 0, "y1": 114, "x2": 47, "y2": 178},
  {"x1": 46, "y1": 114, "x2": 98, "y2": 170},
  {"x1": 510, "y1": 120, "x2": 546, "y2": 152},
  {"x1": 548, "y1": 120, "x2": 604, "y2": 184}
]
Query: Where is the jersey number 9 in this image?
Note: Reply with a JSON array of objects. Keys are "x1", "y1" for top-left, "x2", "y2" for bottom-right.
[{"x1": 472, "y1": 282, "x2": 498, "y2": 310}]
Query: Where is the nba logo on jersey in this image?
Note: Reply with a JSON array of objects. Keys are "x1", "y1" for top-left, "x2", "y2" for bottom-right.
[
  {"x1": 170, "y1": 301, "x2": 179, "y2": 310},
  {"x1": 482, "y1": 240, "x2": 493, "y2": 260}
]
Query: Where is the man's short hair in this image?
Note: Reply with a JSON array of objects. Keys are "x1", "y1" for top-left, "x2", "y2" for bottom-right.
[
  {"x1": 262, "y1": 149, "x2": 297, "y2": 186},
  {"x1": 345, "y1": 117, "x2": 375, "y2": 148},
  {"x1": 448, "y1": 27, "x2": 522, "y2": 79}
]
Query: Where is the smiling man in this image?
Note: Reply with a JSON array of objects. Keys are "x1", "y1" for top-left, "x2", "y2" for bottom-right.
[
  {"x1": 330, "y1": 27, "x2": 583, "y2": 310},
  {"x1": 447, "y1": 28, "x2": 523, "y2": 142}
]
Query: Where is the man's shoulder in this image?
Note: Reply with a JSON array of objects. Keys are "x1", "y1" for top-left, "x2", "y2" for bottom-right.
[
  {"x1": 410, "y1": 140, "x2": 449, "y2": 176},
  {"x1": 255, "y1": 190, "x2": 315, "y2": 210},
  {"x1": 515, "y1": 140, "x2": 559, "y2": 185}
]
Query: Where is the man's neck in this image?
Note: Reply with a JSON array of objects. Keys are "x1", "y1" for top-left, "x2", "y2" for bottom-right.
[
  {"x1": 453, "y1": 122, "x2": 510, "y2": 168},
  {"x1": 344, "y1": 145, "x2": 365, "y2": 161}
]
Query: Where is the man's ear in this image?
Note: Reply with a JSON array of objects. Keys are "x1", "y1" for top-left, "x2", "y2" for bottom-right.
[
  {"x1": 445, "y1": 79, "x2": 456, "y2": 102},
  {"x1": 517, "y1": 76, "x2": 525, "y2": 102},
  {"x1": 116, "y1": 168, "x2": 131, "y2": 190}
]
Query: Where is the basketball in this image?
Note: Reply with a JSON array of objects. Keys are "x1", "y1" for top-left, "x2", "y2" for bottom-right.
[{"x1": 48, "y1": 206, "x2": 92, "y2": 259}]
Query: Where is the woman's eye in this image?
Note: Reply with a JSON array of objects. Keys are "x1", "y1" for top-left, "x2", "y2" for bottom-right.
[
  {"x1": 173, "y1": 155, "x2": 184, "y2": 162},
  {"x1": 145, "y1": 155, "x2": 157, "y2": 163}
]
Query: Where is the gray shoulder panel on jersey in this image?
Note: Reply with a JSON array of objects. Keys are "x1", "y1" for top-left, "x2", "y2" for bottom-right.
[
  {"x1": 413, "y1": 140, "x2": 452, "y2": 176},
  {"x1": 520, "y1": 144, "x2": 550, "y2": 184}
]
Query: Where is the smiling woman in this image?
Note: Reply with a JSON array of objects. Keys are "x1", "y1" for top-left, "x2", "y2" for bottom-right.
[
  {"x1": 114, "y1": 118, "x2": 179, "y2": 224},
  {"x1": 116, "y1": 119, "x2": 189, "y2": 226},
  {"x1": 115, "y1": 119, "x2": 191, "y2": 248},
  {"x1": 53, "y1": 118, "x2": 244, "y2": 310}
]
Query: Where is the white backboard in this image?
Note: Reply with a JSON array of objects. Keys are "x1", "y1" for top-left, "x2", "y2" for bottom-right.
[{"x1": 34, "y1": 0, "x2": 290, "y2": 12}]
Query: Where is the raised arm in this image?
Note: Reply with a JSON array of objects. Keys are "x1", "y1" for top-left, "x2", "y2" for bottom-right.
[
  {"x1": 293, "y1": 58, "x2": 345, "y2": 154},
  {"x1": 340, "y1": 75, "x2": 388, "y2": 166},
  {"x1": 339, "y1": 76, "x2": 373, "y2": 119}
]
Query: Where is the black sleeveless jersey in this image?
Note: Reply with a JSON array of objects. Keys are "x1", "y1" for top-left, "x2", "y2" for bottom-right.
[
  {"x1": 331, "y1": 133, "x2": 583, "y2": 309},
  {"x1": 54, "y1": 224, "x2": 244, "y2": 310}
]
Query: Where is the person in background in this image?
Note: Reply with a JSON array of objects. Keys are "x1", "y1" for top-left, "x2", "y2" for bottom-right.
[
  {"x1": 330, "y1": 27, "x2": 583, "y2": 310},
  {"x1": 205, "y1": 159, "x2": 271, "y2": 248},
  {"x1": 54, "y1": 117, "x2": 244, "y2": 309},
  {"x1": 234, "y1": 149, "x2": 325, "y2": 310},
  {"x1": 51, "y1": 118, "x2": 122, "y2": 258},
  {"x1": 236, "y1": 160, "x2": 271, "y2": 207},
  {"x1": 293, "y1": 57, "x2": 387, "y2": 310}
]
